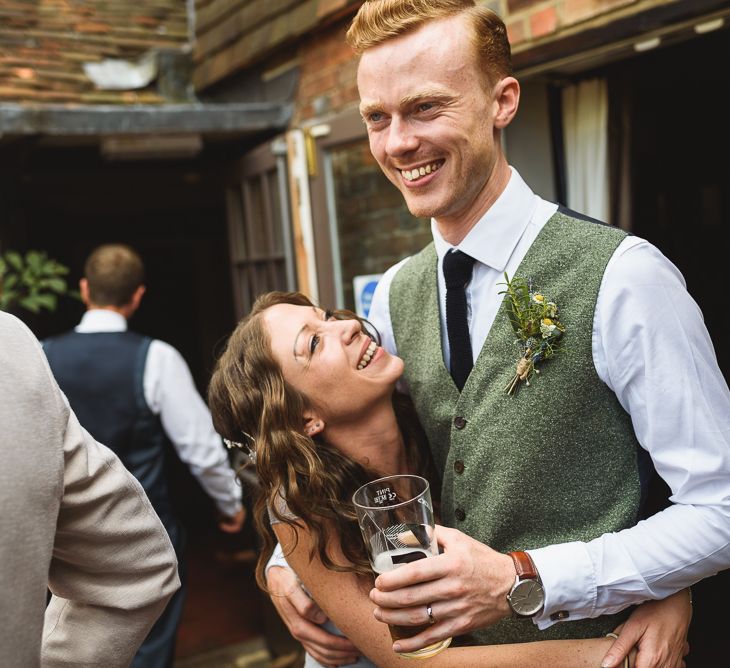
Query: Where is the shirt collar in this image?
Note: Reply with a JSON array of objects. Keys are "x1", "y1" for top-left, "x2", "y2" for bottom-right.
[
  {"x1": 432, "y1": 167, "x2": 539, "y2": 272},
  {"x1": 75, "y1": 309, "x2": 128, "y2": 333}
]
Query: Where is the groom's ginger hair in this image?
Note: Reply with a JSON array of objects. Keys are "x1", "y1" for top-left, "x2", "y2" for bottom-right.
[{"x1": 346, "y1": 0, "x2": 513, "y2": 89}]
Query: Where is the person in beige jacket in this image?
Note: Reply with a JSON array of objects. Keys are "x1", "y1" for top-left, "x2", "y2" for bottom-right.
[{"x1": 0, "y1": 310, "x2": 180, "y2": 667}]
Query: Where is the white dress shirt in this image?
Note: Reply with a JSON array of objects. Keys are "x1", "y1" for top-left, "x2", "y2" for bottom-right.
[
  {"x1": 74, "y1": 309, "x2": 242, "y2": 518},
  {"x1": 368, "y1": 168, "x2": 730, "y2": 627}
]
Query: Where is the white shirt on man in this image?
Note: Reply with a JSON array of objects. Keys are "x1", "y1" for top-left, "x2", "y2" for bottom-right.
[
  {"x1": 368, "y1": 167, "x2": 730, "y2": 627},
  {"x1": 74, "y1": 309, "x2": 242, "y2": 518}
]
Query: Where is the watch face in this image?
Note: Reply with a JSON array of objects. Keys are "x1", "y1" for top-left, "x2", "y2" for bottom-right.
[{"x1": 508, "y1": 579, "x2": 545, "y2": 617}]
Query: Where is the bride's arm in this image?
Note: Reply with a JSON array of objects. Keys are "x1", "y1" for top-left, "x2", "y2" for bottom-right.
[{"x1": 274, "y1": 522, "x2": 621, "y2": 668}]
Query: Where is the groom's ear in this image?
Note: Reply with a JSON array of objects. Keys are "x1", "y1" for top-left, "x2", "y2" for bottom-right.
[{"x1": 303, "y1": 413, "x2": 325, "y2": 437}]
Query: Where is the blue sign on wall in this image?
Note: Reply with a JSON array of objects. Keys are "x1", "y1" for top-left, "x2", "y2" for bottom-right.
[{"x1": 353, "y1": 274, "x2": 382, "y2": 318}]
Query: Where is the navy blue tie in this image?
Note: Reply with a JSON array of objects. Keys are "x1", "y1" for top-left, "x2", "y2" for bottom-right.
[{"x1": 443, "y1": 250, "x2": 475, "y2": 391}]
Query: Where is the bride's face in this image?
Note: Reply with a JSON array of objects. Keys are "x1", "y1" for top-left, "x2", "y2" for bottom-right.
[{"x1": 263, "y1": 303, "x2": 404, "y2": 423}]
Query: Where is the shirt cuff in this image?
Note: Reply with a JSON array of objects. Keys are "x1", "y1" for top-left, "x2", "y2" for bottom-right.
[
  {"x1": 265, "y1": 541, "x2": 291, "y2": 576},
  {"x1": 528, "y1": 542, "x2": 597, "y2": 629},
  {"x1": 214, "y1": 480, "x2": 243, "y2": 517},
  {"x1": 216, "y1": 498, "x2": 243, "y2": 518}
]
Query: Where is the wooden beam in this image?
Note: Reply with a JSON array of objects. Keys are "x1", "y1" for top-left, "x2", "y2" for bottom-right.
[
  {"x1": 0, "y1": 101, "x2": 292, "y2": 134},
  {"x1": 193, "y1": 0, "x2": 362, "y2": 89},
  {"x1": 0, "y1": 27, "x2": 186, "y2": 50},
  {"x1": 197, "y1": 0, "x2": 250, "y2": 33},
  {"x1": 193, "y1": 0, "x2": 319, "y2": 89},
  {"x1": 513, "y1": 0, "x2": 730, "y2": 74},
  {"x1": 194, "y1": 0, "x2": 300, "y2": 61}
]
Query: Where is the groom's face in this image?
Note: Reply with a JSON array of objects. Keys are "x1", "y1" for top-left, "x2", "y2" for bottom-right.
[{"x1": 357, "y1": 14, "x2": 499, "y2": 227}]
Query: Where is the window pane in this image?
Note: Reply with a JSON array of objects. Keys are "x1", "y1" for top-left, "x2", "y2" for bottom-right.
[
  {"x1": 266, "y1": 168, "x2": 284, "y2": 255},
  {"x1": 226, "y1": 186, "x2": 247, "y2": 260},
  {"x1": 244, "y1": 178, "x2": 268, "y2": 257}
]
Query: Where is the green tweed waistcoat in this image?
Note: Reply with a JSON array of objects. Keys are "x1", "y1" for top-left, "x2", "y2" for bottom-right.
[{"x1": 390, "y1": 210, "x2": 643, "y2": 644}]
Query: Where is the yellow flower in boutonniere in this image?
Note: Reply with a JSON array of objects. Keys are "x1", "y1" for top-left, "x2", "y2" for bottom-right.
[{"x1": 499, "y1": 273, "x2": 566, "y2": 395}]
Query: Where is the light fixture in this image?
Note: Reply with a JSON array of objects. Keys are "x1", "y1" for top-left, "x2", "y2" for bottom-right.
[
  {"x1": 100, "y1": 134, "x2": 203, "y2": 160},
  {"x1": 694, "y1": 17, "x2": 725, "y2": 34},
  {"x1": 633, "y1": 36, "x2": 661, "y2": 52}
]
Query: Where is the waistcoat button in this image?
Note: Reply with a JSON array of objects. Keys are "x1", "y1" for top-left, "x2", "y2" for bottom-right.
[
  {"x1": 454, "y1": 460, "x2": 465, "y2": 474},
  {"x1": 454, "y1": 508, "x2": 466, "y2": 521},
  {"x1": 454, "y1": 416, "x2": 467, "y2": 430}
]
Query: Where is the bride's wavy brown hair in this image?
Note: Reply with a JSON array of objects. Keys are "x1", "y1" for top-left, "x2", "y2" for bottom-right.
[{"x1": 208, "y1": 291, "x2": 435, "y2": 589}]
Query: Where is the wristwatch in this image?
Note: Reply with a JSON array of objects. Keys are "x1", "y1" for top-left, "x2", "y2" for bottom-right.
[{"x1": 506, "y1": 550, "x2": 545, "y2": 617}]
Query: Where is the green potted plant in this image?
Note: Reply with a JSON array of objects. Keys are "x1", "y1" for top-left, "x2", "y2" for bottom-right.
[{"x1": 0, "y1": 250, "x2": 78, "y2": 314}]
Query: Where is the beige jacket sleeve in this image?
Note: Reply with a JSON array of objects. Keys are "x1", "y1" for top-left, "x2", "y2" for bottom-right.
[
  {"x1": 0, "y1": 312, "x2": 180, "y2": 667},
  {"x1": 42, "y1": 412, "x2": 181, "y2": 666}
]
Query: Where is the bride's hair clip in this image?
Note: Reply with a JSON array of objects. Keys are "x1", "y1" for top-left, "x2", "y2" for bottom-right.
[{"x1": 223, "y1": 431, "x2": 256, "y2": 464}]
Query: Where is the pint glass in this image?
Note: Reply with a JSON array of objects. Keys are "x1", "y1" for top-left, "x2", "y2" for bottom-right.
[{"x1": 352, "y1": 474, "x2": 452, "y2": 659}]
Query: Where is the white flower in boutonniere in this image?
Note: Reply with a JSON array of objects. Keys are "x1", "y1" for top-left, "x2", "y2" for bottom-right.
[
  {"x1": 540, "y1": 318, "x2": 557, "y2": 338},
  {"x1": 499, "y1": 273, "x2": 566, "y2": 395}
]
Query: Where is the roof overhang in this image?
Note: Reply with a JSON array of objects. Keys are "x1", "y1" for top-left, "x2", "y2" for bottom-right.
[
  {"x1": 0, "y1": 102, "x2": 292, "y2": 138},
  {"x1": 513, "y1": 0, "x2": 730, "y2": 79}
]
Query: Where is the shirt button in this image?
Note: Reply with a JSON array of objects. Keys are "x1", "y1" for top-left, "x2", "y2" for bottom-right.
[
  {"x1": 550, "y1": 610, "x2": 570, "y2": 621},
  {"x1": 454, "y1": 416, "x2": 467, "y2": 430},
  {"x1": 454, "y1": 508, "x2": 466, "y2": 521},
  {"x1": 454, "y1": 460, "x2": 465, "y2": 474}
]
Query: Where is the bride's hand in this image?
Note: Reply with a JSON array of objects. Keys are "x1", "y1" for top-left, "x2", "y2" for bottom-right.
[{"x1": 601, "y1": 588, "x2": 692, "y2": 668}]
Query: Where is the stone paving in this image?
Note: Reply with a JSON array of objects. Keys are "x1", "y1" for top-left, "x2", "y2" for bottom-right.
[{"x1": 175, "y1": 636, "x2": 304, "y2": 668}]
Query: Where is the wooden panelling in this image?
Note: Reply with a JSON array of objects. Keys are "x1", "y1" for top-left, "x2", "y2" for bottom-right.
[
  {"x1": 194, "y1": 0, "x2": 300, "y2": 60},
  {"x1": 197, "y1": 0, "x2": 257, "y2": 33},
  {"x1": 193, "y1": 0, "x2": 361, "y2": 92}
]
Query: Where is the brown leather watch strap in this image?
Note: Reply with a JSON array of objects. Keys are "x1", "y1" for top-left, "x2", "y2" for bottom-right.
[{"x1": 508, "y1": 550, "x2": 538, "y2": 580}]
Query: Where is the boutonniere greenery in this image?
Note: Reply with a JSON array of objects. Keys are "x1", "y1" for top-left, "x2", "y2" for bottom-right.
[{"x1": 498, "y1": 273, "x2": 565, "y2": 395}]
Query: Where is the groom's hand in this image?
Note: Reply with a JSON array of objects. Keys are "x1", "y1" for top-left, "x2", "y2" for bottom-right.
[
  {"x1": 267, "y1": 565, "x2": 360, "y2": 666},
  {"x1": 370, "y1": 525, "x2": 515, "y2": 653}
]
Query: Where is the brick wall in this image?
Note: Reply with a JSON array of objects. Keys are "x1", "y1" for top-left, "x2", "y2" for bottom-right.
[
  {"x1": 294, "y1": 20, "x2": 360, "y2": 125},
  {"x1": 329, "y1": 141, "x2": 431, "y2": 310}
]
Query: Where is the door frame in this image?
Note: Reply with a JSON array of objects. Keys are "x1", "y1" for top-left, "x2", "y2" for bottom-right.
[{"x1": 305, "y1": 107, "x2": 368, "y2": 309}]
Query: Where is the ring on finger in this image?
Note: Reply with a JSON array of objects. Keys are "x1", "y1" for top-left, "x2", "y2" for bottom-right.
[{"x1": 426, "y1": 603, "x2": 436, "y2": 625}]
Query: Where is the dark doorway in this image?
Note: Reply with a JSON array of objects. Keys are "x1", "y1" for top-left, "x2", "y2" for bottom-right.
[
  {"x1": 604, "y1": 27, "x2": 730, "y2": 667},
  {"x1": 2, "y1": 144, "x2": 271, "y2": 660},
  {"x1": 13, "y1": 146, "x2": 235, "y2": 376},
  {"x1": 609, "y1": 27, "x2": 730, "y2": 382}
]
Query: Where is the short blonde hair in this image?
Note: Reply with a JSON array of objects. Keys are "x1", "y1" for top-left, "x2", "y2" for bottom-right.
[
  {"x1": 84, "y1": 244, "x2": 144, "y2": 307},
  {"x1": 346, "y1": 0, "x2": 512, "y2": 88}
]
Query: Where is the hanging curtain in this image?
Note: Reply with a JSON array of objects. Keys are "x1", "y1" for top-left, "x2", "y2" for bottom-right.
[
  {"x1": 608, "y1": 79, "x2": 633, "y2": 231},
  {"x1": 562, "y1": 78, "x2": 610, "y2": 222}
]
